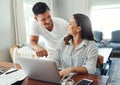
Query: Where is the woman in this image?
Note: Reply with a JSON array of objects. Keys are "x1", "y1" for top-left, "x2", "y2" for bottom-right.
[{"x1": 52, "y1": 14, "x2": 98, "y2": 79}]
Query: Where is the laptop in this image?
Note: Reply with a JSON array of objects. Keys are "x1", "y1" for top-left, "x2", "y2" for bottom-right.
[{"x1": 16, "y1": 57, "x2": 61, "y2": 84}]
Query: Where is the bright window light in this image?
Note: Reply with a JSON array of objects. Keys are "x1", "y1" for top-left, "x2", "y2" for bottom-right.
[{"x1": 91, "y1": 5, "x2": 120, "y2": 39}]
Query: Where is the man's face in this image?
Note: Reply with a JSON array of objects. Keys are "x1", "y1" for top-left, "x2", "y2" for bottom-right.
[{"x1": 35, "y1": 10, "x2": 53, "y2": 29}]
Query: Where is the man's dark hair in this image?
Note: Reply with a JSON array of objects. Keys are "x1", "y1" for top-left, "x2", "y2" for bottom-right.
[{"x1": 32, "y1": 2, "x2": 50, "y2": 16}]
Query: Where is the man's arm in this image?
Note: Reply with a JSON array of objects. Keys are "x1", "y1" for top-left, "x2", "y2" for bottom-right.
[{"x1": 30, "y1": 35, "x2": 48, "y2": 57}]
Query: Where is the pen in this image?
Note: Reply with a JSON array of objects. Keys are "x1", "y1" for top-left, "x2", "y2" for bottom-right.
[{"x1": 5, "y1": 69, "x2": 18, "y2": 74}]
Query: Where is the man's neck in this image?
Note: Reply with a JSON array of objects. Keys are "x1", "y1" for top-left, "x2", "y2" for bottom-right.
[{"x1": 46, "y1": 23, "x2": 53, "y2": 31}]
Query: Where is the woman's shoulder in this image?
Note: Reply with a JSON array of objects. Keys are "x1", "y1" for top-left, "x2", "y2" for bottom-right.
[
  {"x1": 84, "y1": 39, "x2": 97, "y2": 46},
  {"x1": 89, "y1": 40, "x2": 96, "y2": 44}
]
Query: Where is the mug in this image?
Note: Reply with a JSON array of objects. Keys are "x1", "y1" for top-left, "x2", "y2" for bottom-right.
[{"x1": 61, "y1": 79, "x2": 74, "y2": 85}]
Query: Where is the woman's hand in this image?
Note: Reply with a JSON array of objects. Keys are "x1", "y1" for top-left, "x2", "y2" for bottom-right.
[{"x1": 59, "y1": 67, "x2": 74, "y2": 80}]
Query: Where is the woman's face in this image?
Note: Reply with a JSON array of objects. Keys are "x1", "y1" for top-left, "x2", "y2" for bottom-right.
[{"x1": 67, "y1": 17, "x2": 80, "y2": 36}]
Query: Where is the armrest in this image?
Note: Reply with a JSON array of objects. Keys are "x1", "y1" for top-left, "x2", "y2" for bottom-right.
[
  {"x1": 100, "y1": 39, "x2": 111, "y2": 47},
  {"x1": 97, "y1": 55, "x2": 104, "y2": 68}
]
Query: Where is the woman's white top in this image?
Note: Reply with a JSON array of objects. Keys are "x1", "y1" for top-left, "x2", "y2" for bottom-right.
[{"x1": 52, "y1": 39, "x2": 98, "y2": 74}]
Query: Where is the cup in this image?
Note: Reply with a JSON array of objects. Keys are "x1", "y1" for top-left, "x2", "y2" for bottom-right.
[{"x1": 61, "y1": 79, "x2": 74, "y2": 85}]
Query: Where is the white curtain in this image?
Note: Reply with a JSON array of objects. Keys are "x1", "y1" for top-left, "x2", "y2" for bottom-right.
[
  {"x1": 12, "y1": 0, "x2": 26, "y2": 44},
  {"x1": 80, "y1": 0, "x2": 92, "y2": 18}
]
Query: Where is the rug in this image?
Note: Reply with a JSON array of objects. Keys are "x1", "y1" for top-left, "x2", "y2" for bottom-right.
[{"x1": 108, "y1": 58, "x2": 120, "y2": 85}]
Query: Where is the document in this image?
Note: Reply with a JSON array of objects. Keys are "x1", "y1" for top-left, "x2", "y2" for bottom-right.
[{"x1": 0, "y1": 68, "x2": 26, "y2": 85}]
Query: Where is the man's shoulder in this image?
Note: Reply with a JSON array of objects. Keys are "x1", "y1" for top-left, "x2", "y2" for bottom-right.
[
  {"x1": 31, "y1": 19, "x2": 42, "y2": 28},
  {"x1": 53, "y1": 17, "x2": 64, "y2": 20},
  {"x1": 53, "y1": 17, "x2": 68, "y2": 23},
  {"x1": 32, "y1": 19, "x2": 38, "y2": 24}
]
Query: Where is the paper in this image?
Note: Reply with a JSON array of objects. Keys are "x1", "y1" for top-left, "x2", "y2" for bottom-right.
[{"x1": 0, "y1": 68, "x2": 26, "y2": 85}]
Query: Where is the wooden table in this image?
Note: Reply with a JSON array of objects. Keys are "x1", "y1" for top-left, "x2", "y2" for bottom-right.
[
  {"x1": 0, "y1": 62, "x2": 109, "y2": 85},
  {"x1": 22, "y1": 74, "x2": 109, "y2": 85}
]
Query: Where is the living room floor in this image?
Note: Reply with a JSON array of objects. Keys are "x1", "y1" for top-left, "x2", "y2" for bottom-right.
[{"x1": 108, "y1": 57, "x2": 120, "y2": 85}]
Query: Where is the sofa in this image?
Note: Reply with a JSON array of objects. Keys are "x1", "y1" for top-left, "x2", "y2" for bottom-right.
[
  {"x1": 93, "y1": 31, "x2": 104, "y2": 48},
  {"x1": 108, "y1": 30, "x2": 120, "y2": 56}
]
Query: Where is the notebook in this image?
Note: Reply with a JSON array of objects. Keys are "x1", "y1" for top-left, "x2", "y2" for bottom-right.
[
  {"x1": 16, "y1": 57, "x2": 61, "y2": 84},
  {"x1": 0, "y1": 68, "x2": 26, "y2": 85}
]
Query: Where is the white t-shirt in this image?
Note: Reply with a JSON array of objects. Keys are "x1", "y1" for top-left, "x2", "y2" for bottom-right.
[{"x1": 30, "y1": 17, "x2": 69, "y2": 56}]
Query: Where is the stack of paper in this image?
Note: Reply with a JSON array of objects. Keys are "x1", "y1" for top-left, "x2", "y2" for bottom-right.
[{"x1": 0, "y1": 68, "x2": 26, "y2": 85}]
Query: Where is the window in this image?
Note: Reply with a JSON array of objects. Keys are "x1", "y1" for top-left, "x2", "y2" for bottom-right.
[
  {"x1": 24, "y1": 3, "x2": 33, "y2": 43},
  {"x1": 91, "y1": 5, "x2": 120, "y2": 39}
]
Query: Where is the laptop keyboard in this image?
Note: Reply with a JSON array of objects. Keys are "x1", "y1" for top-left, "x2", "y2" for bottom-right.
[
  {"x1": 0, "y1": 68, "x2": 5, "y2": 75},
  {"x1": 64, "y1": 73, "x2": 76, "y2": 80}
]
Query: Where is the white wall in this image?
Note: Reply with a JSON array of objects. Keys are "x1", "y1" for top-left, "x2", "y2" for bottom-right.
[
  {"x1": 92, "y1": 0, "x2": 120, "y2": 6},
  {"x1": 0, "y1": 0, "x2": 15, "y2": 62},
  {"x1": 53, "y1": 0, "x2": 91, "y2": 21},
  {"x1": 53, "y1": 0, "x2": 120, "y2": 20}
]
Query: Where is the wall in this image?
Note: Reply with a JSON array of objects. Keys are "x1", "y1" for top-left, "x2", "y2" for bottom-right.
[
  {"x1": 52, "y1": 0, "x2": 91, "y2": 21},
  {"x1": 0, "y1": 0, "x2": 15, "y2": 62},
  {"x1": 92, "y1": 0, "x2": 120, "y2": 6}
]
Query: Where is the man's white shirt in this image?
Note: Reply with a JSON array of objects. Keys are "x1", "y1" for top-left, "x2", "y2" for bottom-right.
[{"x1": 30, "y1": 17, "x2": 69, "y2": 57}]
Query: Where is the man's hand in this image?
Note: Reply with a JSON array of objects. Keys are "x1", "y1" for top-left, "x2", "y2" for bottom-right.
[
  {"x1": 32, "y1": 45, "x2": 48, "y2": 57},
  {"x1": 30, "y1": 35, "x2": 48, "y2": 57}
]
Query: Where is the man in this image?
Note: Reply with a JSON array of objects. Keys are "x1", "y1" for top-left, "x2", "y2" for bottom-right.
[{"x1": 30, "y1": 2, "x2": 68, "y2": 57}]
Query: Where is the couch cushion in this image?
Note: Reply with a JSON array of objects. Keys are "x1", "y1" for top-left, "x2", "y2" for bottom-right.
[
  {"x1": 111, "y1": 30, "x2": 120, "y2": 42},
  {"x1": 93, "y1": 31, "x2": 103, "y2": 43},
  {"x1": 109, "y1": 42, "x2": 120, "y2": 49}
]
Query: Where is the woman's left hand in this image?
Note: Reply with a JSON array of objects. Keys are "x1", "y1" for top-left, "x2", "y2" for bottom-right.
[{"x1": 59, "y1": 67, "x2": 73, "y2": 80}]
